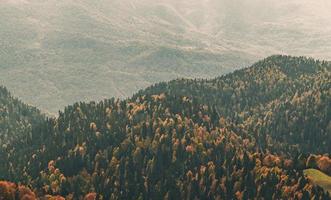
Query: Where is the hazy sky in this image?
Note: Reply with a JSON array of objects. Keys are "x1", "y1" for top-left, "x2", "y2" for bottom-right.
[{"x1": 1, "y1": 0, "x2": 331, "y2": 113}]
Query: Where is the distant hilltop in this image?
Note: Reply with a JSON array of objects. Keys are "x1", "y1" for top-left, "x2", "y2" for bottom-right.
[{"x1": 0, "y1": 55, "x2": 330, "y2": 199}]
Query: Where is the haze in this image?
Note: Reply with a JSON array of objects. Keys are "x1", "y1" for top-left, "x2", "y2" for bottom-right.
[{"x1": 1, "y1": 0, "x2": 330, "y2": 113}]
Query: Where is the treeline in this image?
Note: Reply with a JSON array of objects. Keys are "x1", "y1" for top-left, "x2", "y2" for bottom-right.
[
  {"x1": 135, "y1": 55, "x2": 331, "y2": 153},
  {"x1": 0, "y1": 55, "x2": 330, "y2": 199}
]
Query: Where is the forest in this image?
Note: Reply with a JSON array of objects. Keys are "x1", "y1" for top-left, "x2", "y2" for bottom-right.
[{"x1": 0, "y1": 55, "x2": 330, "y2": 199}]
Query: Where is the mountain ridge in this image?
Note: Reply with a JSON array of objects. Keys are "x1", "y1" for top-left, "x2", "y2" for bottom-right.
[
  {"x1": 1, "y1": 0, "x2": 331, "y2": 113},
  {"x1": 0, "y1": 55, "x2": 330, "y2": 199}
]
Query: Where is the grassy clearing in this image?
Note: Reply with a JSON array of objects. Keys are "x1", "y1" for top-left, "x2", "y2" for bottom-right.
[{"x1": 304, "y1": 169, "x2": 331, "y2": 194}]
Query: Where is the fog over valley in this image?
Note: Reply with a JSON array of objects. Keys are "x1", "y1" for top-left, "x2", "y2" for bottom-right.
[{"x1": 1, "y1": 0, "x2": 330, "y2": 113}]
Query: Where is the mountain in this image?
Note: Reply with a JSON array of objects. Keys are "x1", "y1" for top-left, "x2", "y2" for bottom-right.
[
  {"x1": 0, "y1": 86, "x2": 45, "y2": 181},
  {"x1": 137, "y1": 55, "x2": 331, "y2": 153},
  {"x1": 0, "y1": 55, "x2": 330, "y2": 199},
  {"x1": 1, "y1": 0, "x2": 331, "y2": 113}
]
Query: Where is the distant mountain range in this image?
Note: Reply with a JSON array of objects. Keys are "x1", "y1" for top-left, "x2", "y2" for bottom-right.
[
  {"x1": 0, "y1": 55, "x2": 330, "y2": 199},
  {"x1": 1, "y1": 0, "x2": 331, "y2": 113}
]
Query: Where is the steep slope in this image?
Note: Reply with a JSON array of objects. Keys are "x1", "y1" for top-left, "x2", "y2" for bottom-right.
[
  {"x1": 0, "y1": 55, "x2": 330, "y2": 199},
  {"x1": 0, "y1": 86, "x2": 45, "y2": 181},
  {"x1": 1, "y1": 0, "x2": 331, "y2": 113},
  {"x1": 137, "y1": 55, "x2": 331, "y2": 153},
  {"x1": 0, "y1": 86, "x2": 44, "y2": 144}
]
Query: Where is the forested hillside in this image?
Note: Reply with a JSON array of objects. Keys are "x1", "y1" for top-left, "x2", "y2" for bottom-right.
[
  {"x1": 0, "y1": 86, "x2": 45, "y2": 182},
  {"x1": 137, "y1": 55, "x2": 331, "y2": 153},
  {"x1": 0, "y1": 55, "x2": 330, "y2": 199}
]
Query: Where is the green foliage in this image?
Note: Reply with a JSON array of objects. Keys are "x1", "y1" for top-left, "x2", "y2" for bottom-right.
[
  {"x1": 136, "y1": 55, "x2": 331, "y2": 153},
  {"x1": 0, "y1": 55, "x2": 330, "y2": 199},
  {"x1": 0, "y1": 86, "x2": 45, "y2": 181}
]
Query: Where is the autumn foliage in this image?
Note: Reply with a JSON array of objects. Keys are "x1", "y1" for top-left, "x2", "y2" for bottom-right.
[
  {"x1": 317, "y1": 156, "x2": 331, "y2": 176},
  {"x1": 0, "y1": 56, "x2": 330, "y2": 199},
  {"x1": 0, "y1": 181, "x2": 39, "y2": 200}
]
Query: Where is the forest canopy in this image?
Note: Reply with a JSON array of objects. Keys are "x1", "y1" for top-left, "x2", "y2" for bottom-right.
[{"x1": 0, "y1": 55, "x2": 330, "y2": 199}]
